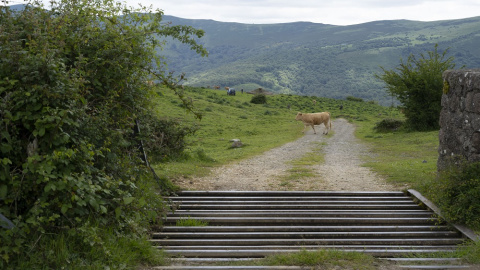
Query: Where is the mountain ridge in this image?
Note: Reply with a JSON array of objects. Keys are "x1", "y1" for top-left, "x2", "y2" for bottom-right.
[
  {"x1": 161, "y1": 15, "x2": 480, "y2": 105},
  {"x1": 6, "y1": 4, "x2": 479, "y2": 105}
]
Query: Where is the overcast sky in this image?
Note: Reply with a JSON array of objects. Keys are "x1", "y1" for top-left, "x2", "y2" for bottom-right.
[
  {"x1": 117, "y1": 0, "x2": 480, "y2": 26},
  {"x1": 11, "y1": 0, "x2": 476, "y2": 25}
]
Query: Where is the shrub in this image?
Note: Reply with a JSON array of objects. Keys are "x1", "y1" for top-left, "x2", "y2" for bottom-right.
[
  {"x1": 138, "y1": 116, "x2": 198, "y2": 163},
  {"x1": 374, "y1": 118, "x2": 404, "y2": 132},
  {"x1": 251, "y1": 94, "x2": 267, "y2": 104},
  {"x1": 428, "y1": 159, "x2": 480, "y2": 229},
  {"x1": 376, "y1": 44, "x2": 455, "y2": 131},
  {"x1": 0, "y1": 0, "x2": 206, "y2": 268}
]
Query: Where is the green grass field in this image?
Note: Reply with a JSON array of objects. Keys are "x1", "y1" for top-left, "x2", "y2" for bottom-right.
[
  {"x1": 154, "y1": 86, "x2": 418, "y2": 190},
  {"x1": 151, "y1": 86, "x2": 479, "y2": 268}
]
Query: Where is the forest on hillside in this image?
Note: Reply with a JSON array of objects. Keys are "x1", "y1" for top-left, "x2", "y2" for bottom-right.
[{"x1": 159, "y1": 15, "x2": 480, "y2": 106}]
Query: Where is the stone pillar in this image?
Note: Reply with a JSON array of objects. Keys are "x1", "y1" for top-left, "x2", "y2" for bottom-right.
[{"x1": 438, "y1": 69, "x2": 480, "y2": 171}]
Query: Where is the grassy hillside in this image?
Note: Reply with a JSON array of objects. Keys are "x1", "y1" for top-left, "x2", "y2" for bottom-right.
[
  {"x1": 153, "y1": 86, "x2": 428, "y2": 190},
  {"x1": 158, "y1": 16, "x2": 480, "y2": 105}
]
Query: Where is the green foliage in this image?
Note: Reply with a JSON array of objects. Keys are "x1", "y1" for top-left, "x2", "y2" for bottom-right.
[
  {"x1": 377, "y1": 44, "x2": 455, "y2": 131},
  {"x1": 250, "y1": 94, "x2": 267, "y2": 104},
  {"x1": 234, "y1": 249, "x2": 377, "y2": 269},
  {"x1": 457, "y1": 241, "x2": 480, "y2": 264},
  {"x1": 374, "y1": 118, "x2": 405, "y2": 132},
  {"x1": 137, "y1": 115, "x2": 198, "y2": 163},
  {"x1": 346, "y1": 96, "x2": 364, "y2": 102},
  {"x1": 425, "y1": 159, "x2": 480, "y2": 229},
  {"x1": 8, "y1": 225, "x2": 168, "y2": 269},
  {"x1": 175, "y1": 216, "x2": 209, "y2": 227},
  {"x1": 0, "y1": 0, "x2": 205, "y2": 268}
]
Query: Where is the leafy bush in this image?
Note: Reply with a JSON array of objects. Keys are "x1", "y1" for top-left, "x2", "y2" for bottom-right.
[
  {"x1": 374, "y1": 118, "x2": 404, "y2": 132},
  {"x1": 0, "y1": 0, "x2": 206, "y2": 268},
  {"x1": 251, "y1": 94, "x2": 267, "y2": 104},
  {"x1": 427, "y1": 159, "x2": 480, "y2": 229},
  {"x1": 138, "y1": 116, "x2": 198, "y2": 163},
  {"x1": 376, "y1": 44, "x2": 455, "y2": 131}
]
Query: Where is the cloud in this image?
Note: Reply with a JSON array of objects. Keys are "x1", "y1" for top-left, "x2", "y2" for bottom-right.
[
  {"x1": 39, "y1": 0, "x2": 480, "y2": 25},
  {"x1": 162, "y1": 0, "x2": 479, "y2": 25}
]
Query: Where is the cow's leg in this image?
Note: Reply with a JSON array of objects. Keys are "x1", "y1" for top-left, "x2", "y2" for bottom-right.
[
  {"x1": 311, "y1": 124, "x2": 316, "y2": 134},
  {"x1": 324, "y1": 120, "x2": 331, "y2": 134}
]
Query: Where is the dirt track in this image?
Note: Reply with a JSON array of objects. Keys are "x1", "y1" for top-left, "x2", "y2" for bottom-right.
[{"x1": 174, "y1": 118, "x2": 400, "y2": 191}]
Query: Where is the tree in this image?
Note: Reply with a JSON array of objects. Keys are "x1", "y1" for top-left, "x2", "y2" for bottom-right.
[
  {"x1": 0, "y1": 0, "x2": 206, "y2": 267},
  {"x1": 376, "y1": 44, "x2": 455, "y2": 131}
]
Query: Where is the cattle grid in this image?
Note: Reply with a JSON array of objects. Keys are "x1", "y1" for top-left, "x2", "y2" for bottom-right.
[{"x1": 150, "y1": 190, "x2": 477, "y2": 269}]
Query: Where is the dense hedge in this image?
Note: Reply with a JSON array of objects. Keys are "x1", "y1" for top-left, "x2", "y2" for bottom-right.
[{"x1": 0, "y1": 0, "x2": 206, "y2": 268}]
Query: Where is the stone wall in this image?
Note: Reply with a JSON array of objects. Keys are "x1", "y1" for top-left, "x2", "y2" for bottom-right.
[{"x1": 438, "y1": 69, "x2": 480, "y2": 171}]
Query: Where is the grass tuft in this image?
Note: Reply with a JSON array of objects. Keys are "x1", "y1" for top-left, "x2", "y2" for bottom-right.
[
  {"x1": 175, "y1": 216, "x2": 209, "y2": 227},
  {"x1": 229, "y1": 249, "x2": 379, "y2": 269}
]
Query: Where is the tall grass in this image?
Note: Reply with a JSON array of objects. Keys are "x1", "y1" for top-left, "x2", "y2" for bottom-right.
[
  {"x1": 228, "y1": 249, "x2": 384, "y2": 270},
  {"x1": 10, "y1": 227, "x2": 168, "y2": 270}
]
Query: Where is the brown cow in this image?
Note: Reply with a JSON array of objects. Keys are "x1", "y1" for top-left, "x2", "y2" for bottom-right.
[{"x1": 295, "y1": 112, "x2": 331, "y2": 135}]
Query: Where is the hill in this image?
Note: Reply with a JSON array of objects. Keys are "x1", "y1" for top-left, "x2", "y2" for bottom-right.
[
  {"x1": 160, "y1": 15, "x2": 480, "y2": 105},
  {"x1": 153, "y1": 86, "x2": 401, "y2": 167}
]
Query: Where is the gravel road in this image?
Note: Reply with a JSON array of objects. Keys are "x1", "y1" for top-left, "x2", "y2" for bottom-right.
[{"x1": 174, "y1": 118, "x2": 400, "y2": 191}]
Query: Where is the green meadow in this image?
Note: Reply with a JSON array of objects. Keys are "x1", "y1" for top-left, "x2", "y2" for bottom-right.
[
  {"x1": 153, "y1": 86, "x2": 417, "y2": 190},
  {"x1": 152, "y1": 86, "x2": 480, "y2": 268}
]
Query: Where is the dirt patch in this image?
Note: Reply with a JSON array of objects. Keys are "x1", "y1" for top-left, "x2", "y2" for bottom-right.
[{"x1": 174, "y1": 118, "x2": 401, "y2": 191}]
